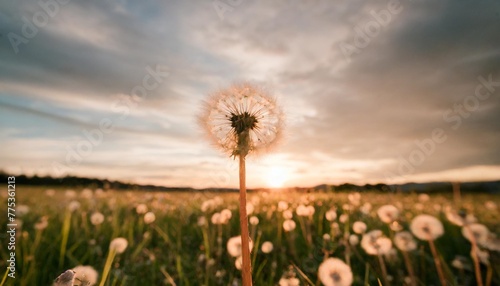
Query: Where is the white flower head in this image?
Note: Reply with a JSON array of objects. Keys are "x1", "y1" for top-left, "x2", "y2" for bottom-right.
[
  {"x1": 361, "y1": 230, "x2": 392, "y2": 255},
  {"x1": 394, "y1": 231, "x2": 417, "y2": 252},
  {"x1": 54, "y1": 270, "x2": 76, "y2": 286},
  {"x1": 109, "y1": 237, "x2": 128, "y2": 254},
  {"x1": 72, "y1": 265, "x2": 99, "y2": 286},
  {"x1": 377, "y1": 205, "x2": 399, "y2": 224},
  {"x1": 325, "y1": 209, "x2": 337, "y2": 221},
  {"x1": 144, "y1": 212, "x2": 156, "y2": 224},
  {"x1": 283, "y1": 219, "x2": 296, "y2": 232},
  {"x1": 462, "y1": 223, "x2": 490, "y2": 246},
  {"x1": 227, "y1": 235, "x2": 254, "y2": 257},
  {"x1": 352, "y1": 221, "x2": 367, "y2": 234},
  {"x1": 199, "y1": 83, "x2": 284, "y2": 157},
  {"x1": 410, "y1": 214, "x2": 444, "y2": 241},
  {"x1": 90, "y1": 212, "x2": 105, "y2": 226},
  {"x1": 318, "y1": 258, "x2": 353, "y2": 286},
  {"x1": 261, "y1": 241, "x2": 274, "y2": 253}
]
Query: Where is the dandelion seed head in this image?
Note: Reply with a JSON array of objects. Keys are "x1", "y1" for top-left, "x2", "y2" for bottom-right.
[
  {"x1": 135, "y1": 204, "x2": 148, "y2": 214},
  {"x1": 261, "y1": 241, "x2": 274, "y2": 253},
  {"x1": 72, "y1": 265, "x2": 98, "y2": 286},
  {"x1": 67, "y1": 201, "x2": 80, "y2": 212},
  {"x1": 283, "y1": 219, "x2": 296, "y2": 232},
  {"x1": 361, "y1": 230, "x2": 392, "y2": 255},
  {"x1": 109, "y1": 237, "x2": 128, "y2": 254},
  {"x1": 249, "y1": 216, "x2": 259, "y2": 225},
  {"x1": 144, "y1": 212, "x2": 156, "y2": 224},
  {"x1": 377, "y1": 205, "x2": 399, "y2": 224},
  {"x1": 410, "y1": 214, "x2": 444, "y2": 241},
  {"x1": 325, "y1": 209, "x2": 337, "y2": 221},
  {"x1": 227, "y1": 235, "x2": 254, "y2": 257},
  {"x1": 199, "y1": 83, "x2": 284, "y2": 157},
  {"x1": 318, "y1": 258, "x2": 353, "y2": 286},
  {"x1": 352, "y1": 221, "x2": 367, "y2": 234},
  {"x1": 54, "y1": 270, "x2": 76, "y2": 286},
  {"x1": 90, "y1": 212, "x2": 105, "y2": 226},
  {"x1": 462, "y1": 223, "x2": 490, "y2": 246},
  {"x1": 394, "y1": 231, "x2": 417, "y2": 252},
  {"x1": 283, "y1": 209, "x2": 293, "y2": 220},
  {"x1": 278, "y1": 201, "x2": 289, "y2": 211},
  {"x1": 279, "y1": 277, "x2": 300, "y2": 286},
  {"x1": 349, "y1": 234, "x2": 359, "y2": 246}
]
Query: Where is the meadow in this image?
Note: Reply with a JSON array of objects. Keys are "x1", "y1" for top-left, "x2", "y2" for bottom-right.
[{"x1": 1, "y1": 186, "x2": 499, "y2": 286}]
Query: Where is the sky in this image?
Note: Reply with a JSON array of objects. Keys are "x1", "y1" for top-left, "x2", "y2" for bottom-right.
[{"x1": 1, "y1": 0, "x2": 499, "y2": 189}]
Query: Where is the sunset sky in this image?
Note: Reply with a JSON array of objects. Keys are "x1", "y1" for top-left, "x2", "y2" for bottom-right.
[{"x1": 1, "y1": 0, "x2": 499, "y2": 189}]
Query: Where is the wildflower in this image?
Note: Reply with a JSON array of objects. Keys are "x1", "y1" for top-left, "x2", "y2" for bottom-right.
[
  {"x1": 67, "y1": 201, "x2": 80, "y2": 212},
  {"x1": 418, "y1": 193, "x2": 430, "y2": 203},
  {"x1": 278, "y1": 201, "x2": 289, "y2": 211},
  {"x1": 17, "y1": 205, "x2": 30, "y2": 216},
  {"x1": 144, "y1": 212, "x2": 156, "y2": 224},
  {"x1": 235, "y1": 256, "x2": 243, "y2": 270},
  {"x1": 279, "y1": 277, "x2": 300, "y2": 286},
  {"x1": 445, "y1": 207, "x2": 476, "y2": 226},
  {"x1": 349, "y1": 235, "x2": 359, "y2": 246},
  {"x1": 475, "y1": 248, "x2": 490, "y2": 265},
  {"x1": 339, "y1": 214, "x2": 348, "y2": 224},
  {"x1": 72, "y1": 265, "x2": 98, "y2": 286},
  {"x1": 410, "y1": 214, "x2": 444, "y2": 241},
  {"x1": 90, "y1": 212, "x2": 105, "y2": 226},
  {"x1": 261, "y1": 241, "x2": 273, "y2": 253},
  {"x1": 451, "y1": 256, "x2": 472, "y2": 271},
  {"x1": 323, "y1": 233, "x2": 331, "y2": 241},
  {"x1": 283, "y1": 219, "x2": 296, "y2": 232},
  {"x1": 325, "y1": 209, "x2": 337, "y2": 221},
  {"x1": 361, "y1": 230, "x2": 392, "y2": 255},
  {"x1": 377, "y1": 205, "x2": 399, "y2": 224},
  {"x1": 227, "y1": 235, "x2": 254, "y2": 257},
  {"x1": 485, "y1": 200, "x2": 497, "y2": 210},
  {"x1": 296, "y1": 204, "x2": 309, "y2": 216},
  {"x1": 394, "y1": 231, "x2": 417, "y2": 252},
  {"x1": 199, "y1": 83, "x2": 284, "y2": 157},
  {"x1": 283, "y1": 210, "x2": 293, "y2": 220},
  {"x1": 54, "y1": 270, "x2": 75, "y2": 286},
  {"x1": 136, "y1": 204, "x2": 148, "y2": 214},
  {"x1": 197, "y1": 216, "x2": 207, "y2": 227},
  {"x1": 352, "y1": 221, "x2": 366, "y2": 234},
  {"x1": 249, "y1": 216, "x2": 259, "y2": 225},
  {"x1": 390, "y1": 221, "x2": 403, "y2": 232},
  {"x1": 347, "y1": 192, "x2": 361, "y2": 206},
  {"x1": 81, "y1": 188, "x2": 93, "y2": 199},
  {"x1": 211, "y1": 212, "x2": 224, "y2": 225},
  {"x1": 109, "y1": 237, "x2": 128, "y2": 254},
  {"x1": 221, "y1": 209, "x2": 232, "y2": 221},
  {"x1": 360, "y1": 202, "x2": 372, "y2": 215},
  {"x1": 462, "y1": 223, "x2": 490, "y2": 246},
  {"x1": 34, "y1": 216, "x2": 49, "y2": 230},
  {"x1": 246, "y1": 202, "x2": 255, "y2": 215},
  {"x1": 65, "y1": 190, "x2": 76, "y2": 199},
  {"x1": 318, "y1": 258, "x2": 353, "y2": 286},
  {"x1": 45, "y1": 189, "x2": 55, "y2": 197},
  {"x1": 414, "y1": 203, "x2": 424, "y2": 211}
]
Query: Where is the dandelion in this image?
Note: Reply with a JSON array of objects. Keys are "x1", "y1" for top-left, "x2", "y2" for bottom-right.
[
  {"x1": 197, "y1": 216, "x2": 207, "y2": 227},
  {"x1": 261, "y1": 241, "x2": 274, "y2": 253},
  {"x1": 348, "y1": 235, "x2": 359, "y2": 246},
  {"x1": 339, "y1": 214, "x2": 348, "y2": 224},
  {"x1": 136, "y1": 204, "x2": 148, "y2": 214},
  {"x1": 360, "y1": 202, "x2": 372, "y2": 215},
  {"x1": 410, "y1": 214, "x2": 444, "y2": 241},
  {"x1": 283, "y1": 209, "x2": 293, "y2": 220},
  {"x1": 72, "y1": 265, "x2": 99, "y2": 286},
  {"x1": 246, "y1": 202, "x2": 255, "y2": 215},
  {"x1": 279, "y1": 277, "x2": 300, "y2": 286},
  {"x1": 318, "y1": 258, "x2": 353, "y2": 286},
  {"x1": 34, "y1": 216, "x2": 49, "y2": 230},
  {"x1": 410, "y1": 215, "x2": 446, "y2": 286},
  {"x1": 352, "y1": 221, "x2": 366, "y2": 234},
  {"x1": 249, "y1": 216, "x2": 259, "y2": 225},
  {"x1": 109, "y1": 237, "x2": 128, "y2": 254},
  {"x1": 17, "y1": 205, "x2": 30, "y2": 216},
  {"x1": 144, "y1": 212, "x2": 156, "y2": 224},
  {"x1": 235, "y1": 256, "x2": 243, "y2": 270},
  {"x1": 361, "y1": 230, "x2": 392, "y2": 285},
  {"x1": 45, "y1": 189, "x2": 56, "y2": 197},
  {"x1": 54, "y1": 270, "x2": 76, "y2": 286},
  {"x1": 68, "y1": 201, "x2": 81, "y2": 212},
  {"x1": 227, "y1": 235, "x2": 254, "y2": 257},
  {"x1": 90, "y1": 212, "x2": 104, "y2": 226},
  {"x1": 485, "y1": 200, "x2": 497, "y2": 210},
  {"x1": 283, "y1": 219, "x2": 296, "y2": 232},
  {"x1": 347, "y1": 192, "x2": 361, "y2": 206},
  {"x1": 418, "y1": 193, "x2": 430, "y2": 203},
  {"x1": 81, "y1": 188, "x2": 93, "y2": 199},
  {"x1": 323, "y1": 233, "x2": 331, "y2": 241},
  {"x1": 377, "y1": 205, "x2": 399, "y2": 224},
  {"x1": 394, "y1": 231, "x2": 417, "y2": 286},
  {"x1": 221, "y1": 209, "x2": 232, "y2": 221},
  {"x1": 65, "y1": 189, "x2": 76, "y2": 199},
  {"x1": 278, "y1": 201, "x2": 289, "y2": 211},
  {"x1": 462, "y1": 223, "x2": 490, "y2": 246},
  {"x1": 325, "y1": 209, "x2": 337, "y2": 221}
]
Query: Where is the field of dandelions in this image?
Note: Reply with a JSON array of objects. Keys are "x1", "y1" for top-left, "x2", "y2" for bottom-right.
[{"x1": 1, "y1": 187, "x2": 499, "y2": 286}]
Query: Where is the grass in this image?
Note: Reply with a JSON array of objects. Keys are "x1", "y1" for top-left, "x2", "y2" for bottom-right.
[{"x1": 0, "y1": 186, "x2": 499, "y2": 285}]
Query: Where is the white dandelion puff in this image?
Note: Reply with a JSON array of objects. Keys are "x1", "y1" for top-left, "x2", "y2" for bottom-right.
[
  {"x1": 318, "y1": 258, "x2": 353, "y2": 286},
  {"x1": 377, "y1": 205, "x2": 399, "y2": 224},
  {"x1": 109, "y1": 237, "x2": 128, "y2": 254},
  {"x1": 410, "y1": 214, "x2": 444, "y2": 241},
  {"x1": 261, "y1": 241, "x2": 274, "y2": 253},
  {"x1": 144, "y1": 212, "x2": 156, "y2": 224},
  {"x1": 72, "y1": 265, "x2": 98, "y2": 286},
  {"x1": 227, "y1": 235, "x2": 254, "y2": 257}
]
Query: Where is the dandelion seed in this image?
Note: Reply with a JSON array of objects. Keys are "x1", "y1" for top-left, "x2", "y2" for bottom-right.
[
  {"x1": 377, "y1": 205, "x2": 399, "y2": 224},
  {"x1": 352, "y1": 221, "x2": 367, "y2": 234},
  {"x1": 394, "y1": 231, "x2": 417, "y2": 252},
  {"x1": 283, "y1": 219, "x2": 296, "y2": 232},
  {"x1": 90, "y1": 212, "x2": 104, "y2": 226},
  {"x1": 410, "y1": 214, "x2": 444, "y2": 241},
  {"x1": 261, "y1": 241, "x2": 273, "y2": 253},
  {"x1": 109, "y1": 237, "x2": 128, "y2": 254},
  {"x1": 144, "y1": 212, "x2": 156, "y2": 224},
  {"x1": 54, "y1": 270, "x2": 76, "y2": 286},
  {"x1": 318, "y1": 258, "x2": 353, "y2": 286},
  {"x1": 72, "y1": 265, "x2": 99, "y2": 286}
]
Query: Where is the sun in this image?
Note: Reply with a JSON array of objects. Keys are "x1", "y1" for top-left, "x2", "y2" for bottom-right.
[{"x1": 265, "y1": 166, "x2": 290, "y2": 188}]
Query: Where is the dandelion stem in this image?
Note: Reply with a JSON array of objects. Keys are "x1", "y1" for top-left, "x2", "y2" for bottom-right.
[
  {"x1": 377, "y1": 254, "x2": 389, "y2": 286},
  {"x1": 428, "y1": 239, "x2": 447, "y2": 286},
  {"x1": 239, "y1": 155, "x2": 253, "y2": 286},
  {"x1": 402, "y1": 251, "x2": 416, "y2": 286}
]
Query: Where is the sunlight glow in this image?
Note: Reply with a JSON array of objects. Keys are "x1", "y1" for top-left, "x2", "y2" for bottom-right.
[{"x1": 265, "y1": 166, "x2": 290, "y2": 188}]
